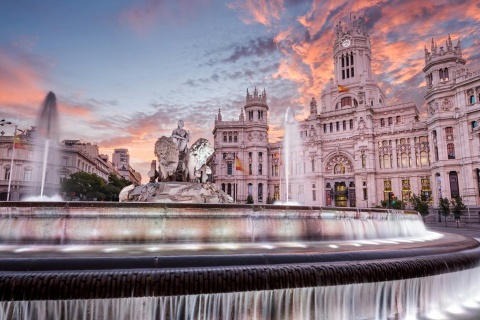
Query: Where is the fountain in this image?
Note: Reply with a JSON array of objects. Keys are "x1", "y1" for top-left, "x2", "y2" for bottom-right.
[
  {"x1": 0, "y1": 202, "x2": 479, "y2": 319},
  {"x1": 283, "y1": 107, "x2": 301, "y2": 203},
  {"x1": 0, "y1": 102, "x2": 480, "y2": 320},
  {"x1": 36, "y1": 91, "x2": 59, "y2": 198}
]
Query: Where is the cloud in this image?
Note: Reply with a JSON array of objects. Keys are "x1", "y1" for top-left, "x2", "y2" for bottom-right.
[
  {"x1": 119, "y1": 0, "x2": 210, "y2": 34},
  {"x1": 228, "y1": 0, "x2": 480, "y2": 114},
  {"x1": 0, "y1": 46, "x2": 49, "y2": 119},
  {"x1": 227, "y1": 0, "x2": 285, "y2": 26}
]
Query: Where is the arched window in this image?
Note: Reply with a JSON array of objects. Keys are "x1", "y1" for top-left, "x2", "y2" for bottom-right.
[
  {"x1": 341, "y1": 97, "x2": 352, "y2": 107},
  {"x1": 228, "y1": 135, "x2": 232, "y2": 142},
  {"x1": 274, "y1": 164, "x2": 278, "y2": 176},
  {"x1": 258, "y1": 183, "x2": 263, "y2": 201},
  {"x1": 4, "y1": 167, "x2": 11, "y2": 180},
  {"x1": 234, "y1": 135, "x2": 237, "y2": 143},
  {"x1": 361, "y1": 154, "x2": 366, "y2": 169},
  {"x1": 311, "y1": 159, "x2": 315, "y2": 172},
  {"x1": 379, "y1": 155, "x2": 382, "y2": 169},
  {"x1": 447, "y1": 143, "x2": 455, "y2": 159},
  {"x1": 227, "y1": 183, "x2": 232, "y2": 196},
  {"x1": 420, "y1": 151, "x2": 429, "y2": 166},
  {"x1": 221, "y1": 183, "x2": 225, "y2": 192},
  {"x1": 248, "y1": 183, "x2": 253, "y2": 196},
  {"x1": 434, "y1": 146, "x2": 439, "y2": 161},
  {"x1": 401, "y1": 153, "x2": 409, "y2": 168},
  {"x1": 383, "y1": 155, "x2": 390, "y2": 169},
  {"x1": 334, "y1": 163, "x2": 345, "y2": 174}
]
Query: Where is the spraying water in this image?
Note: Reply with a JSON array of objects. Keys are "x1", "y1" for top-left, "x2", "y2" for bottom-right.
[
  {"x1": 283, "y1": 107, "x2": 298, "y2": 202},
  {"x1": 36, "y1": 92, "x2": 59, "y2": 198}
]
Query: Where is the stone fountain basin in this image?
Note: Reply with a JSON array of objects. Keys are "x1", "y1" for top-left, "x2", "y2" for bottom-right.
[
  {"x1": 0, "y1": 202, "x2": 478, "y2": 302},
  {"x1": 0, "y1": 202, "x2": 424, "y2": 243}
]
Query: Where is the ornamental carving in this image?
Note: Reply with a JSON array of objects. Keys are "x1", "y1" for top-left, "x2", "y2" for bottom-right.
[
  {"x1": 247, "y1": 132, "x2": 265, "y2": 142},
  {"x1": 415, "y1": 142, "x2": 430, "y2": 152},
  {"x1": 428, "y1": 102, "x2": 437, "y2": 115},
  {"x1": 378, "y1": 146, "x2": 392, "y2": 156},
  {"x1": 325, "y1": 154, "x2": 353, "y2": 173},
  {"x1": 396, "y1": 144, "x2": 411, "y2": 153},
  {"x1": 441, "y1": 98, "x2": 453, "y2": 111}
]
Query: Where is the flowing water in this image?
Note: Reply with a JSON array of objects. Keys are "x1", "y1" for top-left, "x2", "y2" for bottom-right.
[
  {"x1": 283, "y1": 107, "x2": 300, "y2": 202},
  {"x1": 1, "y1": 266, "x2": 479, "y2": 320},
  {"x1": 36, "y1": 92, "x2": 59, "y2": 198}
]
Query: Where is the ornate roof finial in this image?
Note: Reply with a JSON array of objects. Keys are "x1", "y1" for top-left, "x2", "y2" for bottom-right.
[
  {"x1": 217, "y1": 108, "x2": 222, "y2": 121},
  {"x1": 239, "y1": 108, "x2": 244, "y2": 121}
]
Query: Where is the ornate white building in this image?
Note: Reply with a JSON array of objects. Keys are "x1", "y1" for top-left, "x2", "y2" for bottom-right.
[{"x1": 212, "y1": 17, "x2": 480, "y2": 213}]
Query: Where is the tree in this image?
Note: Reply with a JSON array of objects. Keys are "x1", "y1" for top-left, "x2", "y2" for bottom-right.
[
  {"x1": 410, "y1": 193, "x2": 430, "y2": 220},
  {"x1": 438, "y1": 197, "x2": 451, "y2": 227},
  {"x1": 451, "y1": 196, "x2": 466, "y2": 227},
  {"x1": 61, "y1": 172, "x2": 106, "y2": 201},
  {"x1": 246, "y1": 194, "x2": 254, "y2": 204},
  {"x1": 102, "y1": 174, "x2": 132, "y2": 201}
]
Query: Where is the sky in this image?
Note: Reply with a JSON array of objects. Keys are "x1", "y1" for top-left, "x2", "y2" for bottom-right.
[{"x1": 1, "y1": 0, "x2": 479, "y2": 182}]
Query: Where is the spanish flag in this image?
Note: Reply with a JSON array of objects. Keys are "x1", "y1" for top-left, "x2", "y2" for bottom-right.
[
  {"x1": 235, "y1": 155, "x2": 246, "y2": 173},
  {"x1": 338, "y1": 85, "x2": 349, "y2": 93},
  {"x1": 13, "y1": 134, "x2": 27, "y2": 150}
]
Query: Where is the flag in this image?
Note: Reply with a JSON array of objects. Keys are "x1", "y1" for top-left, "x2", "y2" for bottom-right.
[
  {"x1": 235, "y1": 156, "x2": 246, "y2": 173},
  {"x1": 13, "y1": 135, "x2": 27, "y2": 150},
  {"x1": 338, "y1": 85, "x2": 349, "y2": 93}
]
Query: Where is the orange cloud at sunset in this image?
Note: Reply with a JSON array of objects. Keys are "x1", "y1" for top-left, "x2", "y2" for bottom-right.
[
  {"x1": 229, "y1": 0, "x2": 480, "y2": 117},
  {"x1": 0, "y1": 49, "x2": 46, "y2": 117},
  {"x1": 227, "y1": 0, "x2": 285, "y2": 26}
]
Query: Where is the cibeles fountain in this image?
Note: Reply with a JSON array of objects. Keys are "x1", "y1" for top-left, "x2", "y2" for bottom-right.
[
  {"x1": 0, "y1": 94, "x2": 480, "y2": 320},
  {"x1": 118, "y1": 119, "x2": 233, "y2": 204}
]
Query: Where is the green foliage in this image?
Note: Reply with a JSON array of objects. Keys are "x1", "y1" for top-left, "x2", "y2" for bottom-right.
[
  {"x1": 380, "y1": 197, "x2": 405, "y2": 209},
  {"x1": 246, "y1": 194, "x2": 254, "y2": 204},
  {"x1": 438, "y1": 197, "x2": 451, "y2": 226},
  {"x1": 451, "y1": 196, "x2": 466, "y2": 220},
  {"x1": 410, "y1": 193, "x2": 430, "y2": 217},
  {"x1": 61, "y1": 172, "x2": 132, "y2": 201}
]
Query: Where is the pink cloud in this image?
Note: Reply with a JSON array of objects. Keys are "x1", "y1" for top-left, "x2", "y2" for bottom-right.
[
  {"x1": 227, "y1": 0, "x2": 285, "y2": 26},
  {"x1": 119, "y1": 0, "x2": 211, "y2": 34}
]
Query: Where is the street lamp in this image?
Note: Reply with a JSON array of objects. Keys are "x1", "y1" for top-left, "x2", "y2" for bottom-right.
[
  {"x1": 454, "y1": 110, "x2": 472, "y2": 224},
  {"x1": 0, "y1": 119, "x2": 12, "y2": 126}
]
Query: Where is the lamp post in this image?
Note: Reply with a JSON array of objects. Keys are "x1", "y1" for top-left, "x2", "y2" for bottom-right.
[{"x1": 454, "y1": 111, "x2": 472, "y2": 224}]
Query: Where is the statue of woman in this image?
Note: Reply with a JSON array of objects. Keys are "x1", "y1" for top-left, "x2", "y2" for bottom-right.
[{"x1": 171, "y1": 120, "x2": 190, "y2": 153}]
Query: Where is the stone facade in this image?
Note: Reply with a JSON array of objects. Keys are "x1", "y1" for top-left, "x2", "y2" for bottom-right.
[
  {"x1": 0, "y1": 129, "x2": 139, "y2": 200},
  {"x1": 213, "y1": 17, "x2": 480, "y2": 213}
]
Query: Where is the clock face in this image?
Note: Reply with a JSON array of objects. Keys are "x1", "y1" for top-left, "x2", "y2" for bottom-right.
[{"x1": 342, "y1": 39, "x2": 351, "y2": 48}]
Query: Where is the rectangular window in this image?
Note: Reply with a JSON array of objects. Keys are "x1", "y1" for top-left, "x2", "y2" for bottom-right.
[
  {"x1": 343, "y1": 120, "x2": 346, "y2": 130},
  {"x1": 62, "y1": 157, "x2": 68, "y2": 166},
  {"x1": 330, "y1": 123, "x2": 333, "y2": 133},
  {"x1": 227, "y1": 163, "x2": 233, "y2": 175},
  {"x1": 336, "y1": 122, "x2": 339, "y2": 131},
  {"x1": 323, "y1": 124, "x2": 327, "y2": 133},
  {"x1": 249, "y1": 164, "x2": 252, "y2": 175},
  {"x1": 4, "y1": 168, "x2": 10, "y2": 180},
  {"x1": 24, "y1": 169, "x2": 32, "y2": 181},
  {"x1": 350, "y1": 120, "x2": 353, "y2": 130},
  {"x1": 60, "y1": 174, "x2": 67, "y2": 183}
]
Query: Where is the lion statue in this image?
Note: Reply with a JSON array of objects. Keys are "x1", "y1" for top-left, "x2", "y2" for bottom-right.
[
  {"x1": 183, "y1": 138, "x2": 214, "y2": 182},
  {"x1": 154, "y1": 136, "x2": 179, "y2": 181}
]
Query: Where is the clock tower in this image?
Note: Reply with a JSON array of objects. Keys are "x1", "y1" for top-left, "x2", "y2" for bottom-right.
[{"x1": 333, "y1": 15, "x2": 373, "y2": 86}]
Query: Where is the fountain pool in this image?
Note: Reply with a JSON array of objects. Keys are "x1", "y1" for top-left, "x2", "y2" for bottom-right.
[{"x1": 0, "y1": 202, "x2": 479, "y2": 320}]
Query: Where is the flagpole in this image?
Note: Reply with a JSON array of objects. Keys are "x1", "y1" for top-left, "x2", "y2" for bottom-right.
[{"x1": 7, "y1": 125, "x2": 17, "y2": 201}]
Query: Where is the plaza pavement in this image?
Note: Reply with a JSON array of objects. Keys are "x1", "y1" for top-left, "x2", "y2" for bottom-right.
[{"x1": 424, "y1": 214, "x2": 480, "y2": 239}]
